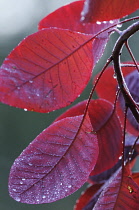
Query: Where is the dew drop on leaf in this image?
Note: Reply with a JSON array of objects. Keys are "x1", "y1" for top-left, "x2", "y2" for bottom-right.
[
  {"x1": 96, "y1": 21, "x2": 101, "y2": 25},
  {"x1": 42, "y1": 195, "x2": 46, "y2": 199},
  {"x1": 24, "y1": 108, "x2": 28, "y2": 111},
  {"x1": 68, "y1": 185, "x2": 72, "y2": 188},
  {"x1": 117, "y1": 24, "x2": 122, "y2": 28},
  {"x1": 119, "y1": 155, "x2": 122, "y2": 160},
  {"x1": 113, "y1": 74, "x2": 117, "y2": 79},
  {"x1": 109, "y1": 20, "x2": 114, "y2": 24},
  {"x1": 15, "y1": 197, "x2": 21, "y2": 202}
]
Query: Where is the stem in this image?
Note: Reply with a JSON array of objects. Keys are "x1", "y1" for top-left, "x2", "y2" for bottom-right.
[
  {"x1": 112, "y1": 21, "x2": 139, "y2": 123},
  {"x1": 125, "y1": 41, "x2": 139, "y2": 73}
]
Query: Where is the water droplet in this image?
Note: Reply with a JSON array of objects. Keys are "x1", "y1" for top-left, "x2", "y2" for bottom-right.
[
  {"x1": 13, "y1": 188, "x2": 17, "y2": 192},
  {"x1": 42, "y1": 195, "x2": 46, "y2": 199},
  {"x1": 17, "y1": 87, "x2": 20, "y2": 90},
  {"x1": 81, "y1": 16, "x2": 85, "y2": 21},
  {"x1": 22, "y1": 178, "x2": 26, "y2": 181},
  {"x1": 20, "y1": 181, "x2": 23, "y2": 184},
  {"x1": 113, "y1": 74, "x2": 117, "y2": 79},
  {"x1": 15, "y1": 197, "x2": 21, "y2": 202},
  {"x1": 60, "y1": 183, "x2": 63, "y2": 186},
  {"x1": 96, "y1": 21, "x2": 101, "y2": 25},
  {"x1": 68, "y1": 185, "x2": 72, "y2": 188},
  {"x1": 28, "y1": 163, "x2": 33, "y2": 166},
  {"x1": 29, "y1": 80, "x2": 33, "y2": 83},
  {"x1": 109, "y1": 20, "x2": 114, "y2": 24},
  {"x1": 117, "y1": 23, "x2": 122, "y2": 28},
  {"x1": 119, "y1": 155, "x2": 122, "y2": 160},
  {"x1": 24, "y1": 108, "x2": 27, "y2": 111},
  {"x1": 36, "y1": 93, "x2": 40, "y2": 97},
  {"x1": 103, "y1": 21, "x2": 107, "y2": 24}
]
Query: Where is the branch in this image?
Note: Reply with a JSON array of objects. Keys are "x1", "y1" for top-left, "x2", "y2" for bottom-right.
[{"x1": 112, "y1": 21, "x2": 139, "y2": 123}]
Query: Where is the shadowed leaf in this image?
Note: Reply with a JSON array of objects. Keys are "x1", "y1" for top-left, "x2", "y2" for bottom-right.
[
  {"x1": 95, "y1": 64, "x2": 139, "y2": 136},
  {"x1": 74, "y1": 184, "x2": 102, "y2": 210},
  {"x1": 9, "y1": 115, "x2": 99, "y2": 204},
  {"x1": 93, "y1": 167, "x2": 139, "y2": 209}
]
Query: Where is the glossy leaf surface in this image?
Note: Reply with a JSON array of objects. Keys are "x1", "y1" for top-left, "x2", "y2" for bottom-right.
[
  {"x1": 82, "y1": 0, "x2": 139, "y2": 23},
  {"x1": 9, "y1": 115, "x2": 99, "y2": 204},
  {"x1": 0, "y1": 29, "x2": 93, "y2": 112}
]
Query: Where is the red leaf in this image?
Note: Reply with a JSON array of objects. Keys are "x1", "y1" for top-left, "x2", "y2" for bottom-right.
[
  {"x1": 56, "y1": 99, "x2": 123, "y2": 175},
  {"x1": 88, "y1": 99, "x2": 123, "y2": 175},
  {"x1": 81, "y1": 0, "x2": 139, "y2": 23},
  {"x1": 0, "y1": 29, "x2": 93, "y2": 112},
  {"x1": 132, "y1": 173, "x2": 139, "y2": 186},
  {"x1": 95, "y1": 64, "x2": 139, "y2": 136},
  {"x1": 38, "y1": 1, "x2": 119, "y2": 65},
  {"x1": 9, "y1": 115, "x2": 99, "y2": 204},
  {"x1": 74, "y1": 184, "x2": 102, "y2": 210},
  {"x1": 93, "y1": 167, "x2": 139, "y2": 209}
]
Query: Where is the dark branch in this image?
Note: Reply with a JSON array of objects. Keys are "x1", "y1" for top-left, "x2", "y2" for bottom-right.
[{"x1": 112, "y1": 21, "x2": 139, "y2": 123}]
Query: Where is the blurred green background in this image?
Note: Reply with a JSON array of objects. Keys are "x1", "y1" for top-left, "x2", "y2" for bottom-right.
[{"x1": 0, "y1": 0, "x2": 139, "y2": 209}]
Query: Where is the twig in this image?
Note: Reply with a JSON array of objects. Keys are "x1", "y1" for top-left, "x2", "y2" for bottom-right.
[
  {"x1": 125, "y1": 41, "x2": 139, "y2": 73},
  {"x1": 112, "y1": 21, "x2": 139, "y2": 123}
]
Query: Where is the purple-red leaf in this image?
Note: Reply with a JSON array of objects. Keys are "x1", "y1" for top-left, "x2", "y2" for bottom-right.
[
  {"x1": 0, "y1": 29, "x2": 93, "y2": 112},
  {"x1": 9, "y1": 115, "x2": 99, "y2": 204},
  {"x1": 38, "y1": 0, "x2": 119, "y2": 65},
  {"x1": 82, "y1": 0, "x2": 139, "y2": 23},
  {"x1": 56, "y1": 99, "x2": 123, "y2": 175},
  {"x1": 95, "y1": 64, "x2": 139, "y2": 136},
  {"x1": 74, "y1": 184, "x2": 102, "y2": 210},
  {"x1": 93, "y1": 167, "x2": 139, "y2": 209},
  {"x1": 88, "y1": 99, "x2": 123, "y2": 175}
]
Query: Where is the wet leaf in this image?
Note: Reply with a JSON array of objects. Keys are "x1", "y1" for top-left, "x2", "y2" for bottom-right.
[
  {"x1": 9, "y1": 115, "x2": 99, "y2": 204},
  {"x1": 0, "y1": 29, "x2": 93, "y2": 112}
]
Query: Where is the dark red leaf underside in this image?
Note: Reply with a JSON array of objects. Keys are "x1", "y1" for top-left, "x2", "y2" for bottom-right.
[
  {"x1": 95, "y1": 64, "x2": 139, "y2": 136},
  {"x1": 74, "y1": 184, "x2": 102, "y2": 210},
  {"x1": 38, "y1": 0, "x2": 119, "y2": 65},
  {"x1": 0, "y1": 29, "x2": 93, "y2": 112},
  {"x1": 82, "y1": 0, "x2": 139, "y2": 23},
  {"x1": 9, "y1": 115, "x2": 99, "y2": 204},
  {"x1": 55, "y1": 99, "x2": 122, "y2": 175},
  {"x1": 93, "y1": 167, "x2": 139, "y2": 210}
]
